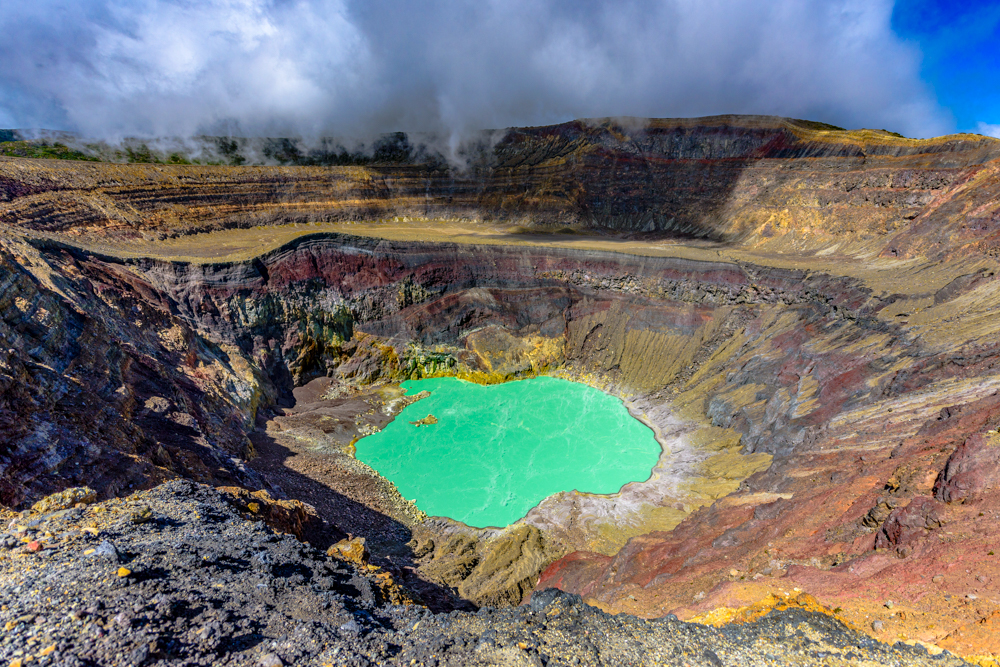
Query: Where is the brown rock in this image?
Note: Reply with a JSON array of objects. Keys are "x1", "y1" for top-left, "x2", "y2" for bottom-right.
[
  {"x1": 408, "y1": 414, "x2": 438, "y2": 427},
  {"x1": 417, "y1": 524, "x2": 560, "y2": 608},
  {"x1": 327, "y1": 536, "x2": 369, "y2": 565},
  {"x1": 129, "y1": 505, "x2": 153, "y2": 524},
  {"x1": 861, "y1": 497, "x2": 898, "y2": 529},
  {"x1": 217, "y1": 487, "x2": 322, "y2": 542}
]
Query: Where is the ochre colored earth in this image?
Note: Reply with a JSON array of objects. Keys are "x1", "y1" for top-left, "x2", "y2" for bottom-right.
[{"x1": 4, "y1": 115, "x2": 1000, "y2": 662}]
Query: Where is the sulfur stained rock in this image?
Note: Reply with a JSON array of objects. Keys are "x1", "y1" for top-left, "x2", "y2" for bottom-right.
[
  {"x1": 408, "y1": 414, "x2": 438, "y2": 427},
  {"x1": 128, "y1": 505, "x2": 153, "y2": 524},
  {"x1": 687, "y1": 592, "x2": 845, "y2": 628},
  {"x1": 327, "y1": 536, "x2": 370, "y2": 565},
  {"x1": 415, "y1": 524, "x2": 562, "y2": 608},
  {"x1": 31, "y1": 487, "x2": 97, "y2": 514}
]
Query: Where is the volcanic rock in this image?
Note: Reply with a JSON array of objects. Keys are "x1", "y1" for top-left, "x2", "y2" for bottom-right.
[
  {"x1": 3, "y1": 115, "x2": 1000, "y2": 660},
  {"x1": 328, "y1": 536, "x2": 370, "y2": 565},
  {"x1": 31, "y1": 487, "x2": 97, "y2": 514},
  {"x1": 874, "y1": 496, "x2": 946, "y2": 551},
  {"x1": 0, "y1": 483, "x2": 969, "y2": 666},
  {"x1": 934, "y1": 431, "x2": 1000, "y2": 504},
  {"x1": 217, "y1": 486, "x2": 322, "y2": 542}
]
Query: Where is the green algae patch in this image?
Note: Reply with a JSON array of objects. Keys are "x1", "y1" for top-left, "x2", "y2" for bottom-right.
[{"x1": 355, "y1": 376, "x2": 661, "y2": 528}]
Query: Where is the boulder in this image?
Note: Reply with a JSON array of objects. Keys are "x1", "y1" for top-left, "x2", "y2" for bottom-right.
[
  {"x1": 217, "y1": 487, "x2": 322, "y2": 542},
  {"x1": 934, "y1": 431, "x2": 1000, "y2": 504},
  {"x1": 31, "y1": 487, "x2": 97, "y2": 513},
  {"x1": 875, "y1": 496, "x2": 946, "y2": 550},
  {"x1": 327, "y1": 536, "x2": 370, "y2": 565}
]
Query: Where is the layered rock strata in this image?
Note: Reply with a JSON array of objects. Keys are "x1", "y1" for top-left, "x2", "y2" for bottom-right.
[
  {"x1": 4, "y1": 115, "x2": 999, "y2": 252},
  {"x1": 2, "y1": 115, "x2": 1000, "y2": 660}
]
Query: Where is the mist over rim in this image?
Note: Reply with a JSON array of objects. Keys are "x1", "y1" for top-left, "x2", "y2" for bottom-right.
[{"x1": 0, "y1": 0, "x2": 953, "y2": 148}]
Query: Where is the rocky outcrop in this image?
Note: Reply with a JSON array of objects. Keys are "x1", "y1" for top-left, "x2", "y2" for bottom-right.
[
  {"x1": 409, "y1": 522, "x2": 562, "y2": 608},
  {"x1": 7, "y1": 215, "x2": 1000, "y2": 622},
  {"x1": 934, "y1": 431, "x2": 1000, "y2": 504},
  {"x1": 217, "y1": 486, "x2": 323, "y2": 542},
  {"x1": 0, "y1": 235, "x2": 273, "y2": 507},
  {"x1": 874, "y1": 496, "x2": 946, "y2": 552}
]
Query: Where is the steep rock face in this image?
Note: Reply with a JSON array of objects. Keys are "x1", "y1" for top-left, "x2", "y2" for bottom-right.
[
  {"x1": 2, "y1": 231, "x2": 906, "y2": 609},
  {"x1": 135, "y1": 234, "x2": 878, "y2": 393},
  {"x1": 4, "y1": 116, "x2": 1000, "y2": 655},
  {"x1": 933, "y1": 431, "x2": 1000, "y2": 504},
  {"x1": 3, "y1": 116, "x2": 998, "y2": 250},
  {"x1": 9, "y1": 228, "x2": 1000, "y2": 614},
  {"x1": 879, "y1": 159, "x2": 1000, "y2": 260},
  {"x1": 0, "y1": 236, "x2": 272, "y2": 507},
  {"x1": 537, "y1": 325, "x2": 1000, "y2": 653}
]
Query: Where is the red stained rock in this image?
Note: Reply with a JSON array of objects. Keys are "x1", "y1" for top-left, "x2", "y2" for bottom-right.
[
  {"x1": 934, "y1": 432, "x2": 1000, "y2": 504},
  {"x1": 26, "y1": 541, "x2": 42, "y2": 552},
  {"x1": 535, "y1": 551, "x2": 612, "y2": 600},
  {"x1": 874, "y1": 496, "x2": 946, "y2": 550}
]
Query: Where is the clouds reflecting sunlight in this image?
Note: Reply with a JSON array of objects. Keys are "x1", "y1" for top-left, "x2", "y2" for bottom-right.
[{"x1": 0, "y1": 0, "x2": 952, "y2": 140}]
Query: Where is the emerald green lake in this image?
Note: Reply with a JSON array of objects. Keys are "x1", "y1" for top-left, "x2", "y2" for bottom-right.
[{"x1": 355, "y1": 376, "x2": 661, "y2": 528}]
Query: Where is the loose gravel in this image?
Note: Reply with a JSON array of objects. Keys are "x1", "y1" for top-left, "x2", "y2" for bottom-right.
[{"x1": 0, "y1": 481, "x2": 971, "y2": 666}]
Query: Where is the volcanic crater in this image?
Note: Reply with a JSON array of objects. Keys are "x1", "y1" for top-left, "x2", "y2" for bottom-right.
[{"x1": 4, "y1": 115, "x2": 1000, "y2": 664}]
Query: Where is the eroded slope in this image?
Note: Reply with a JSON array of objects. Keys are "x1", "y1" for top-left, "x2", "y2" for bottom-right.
[{"x1": 3, "y1": 115, "x2": 1000, "y2": 661}]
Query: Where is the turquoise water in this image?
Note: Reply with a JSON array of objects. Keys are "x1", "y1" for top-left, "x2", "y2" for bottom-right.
[{"x1": 355, "y1": 376, "x2": 661, "y2": 528}]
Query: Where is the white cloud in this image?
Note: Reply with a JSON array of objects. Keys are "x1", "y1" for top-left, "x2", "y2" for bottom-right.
[
  {"x1": 976, "y1": 122, "x2": 1000, "y2": 138},
  {"x1": 0, "y1": 0, "x2": 953, "y2": 140}
]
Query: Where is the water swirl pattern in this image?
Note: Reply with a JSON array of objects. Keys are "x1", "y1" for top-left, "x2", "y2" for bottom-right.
[{"x1": 355, "y1": 376, "x2": 661, "y2": 528}]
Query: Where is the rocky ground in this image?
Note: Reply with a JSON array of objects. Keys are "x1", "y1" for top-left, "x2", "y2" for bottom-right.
[{"x1": 0, "y1": 483, "x2": 974, "y2": 666}]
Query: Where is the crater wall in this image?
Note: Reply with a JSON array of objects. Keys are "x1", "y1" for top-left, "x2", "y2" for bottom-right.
[
  {"x1": 4, "y1": 116, "x2": 999, "y2": 253},
  {"x1": 4, "y1": 115, "x2": 1000, "y2": 652}
]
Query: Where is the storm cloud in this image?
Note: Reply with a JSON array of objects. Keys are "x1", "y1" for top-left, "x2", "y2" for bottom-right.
[{"x1": 0, "y1": 0, "x2": 952, "y2": 141}]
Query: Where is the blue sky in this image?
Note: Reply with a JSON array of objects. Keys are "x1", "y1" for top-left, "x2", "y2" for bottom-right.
[
  {"x1": 891, "y1": 0, "x2": 1000, "y2": 135},
  {"x1": 0, "y1": 0, "x2": 994, "y2": 140}
]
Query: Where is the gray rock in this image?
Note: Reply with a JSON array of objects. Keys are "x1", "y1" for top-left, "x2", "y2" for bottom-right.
[
  {"x1": 144, "y1": 396, "x2": 172, "y2": 413},
  {"x1": 529, "y1": 587, "x2": 582, "y2": 611},
  {"x1": 89, "y1": 540, "x2": 120, "y2": 563},
  {"x1": 258, "y1": 654, "x2": 283, "y2": 667}
]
